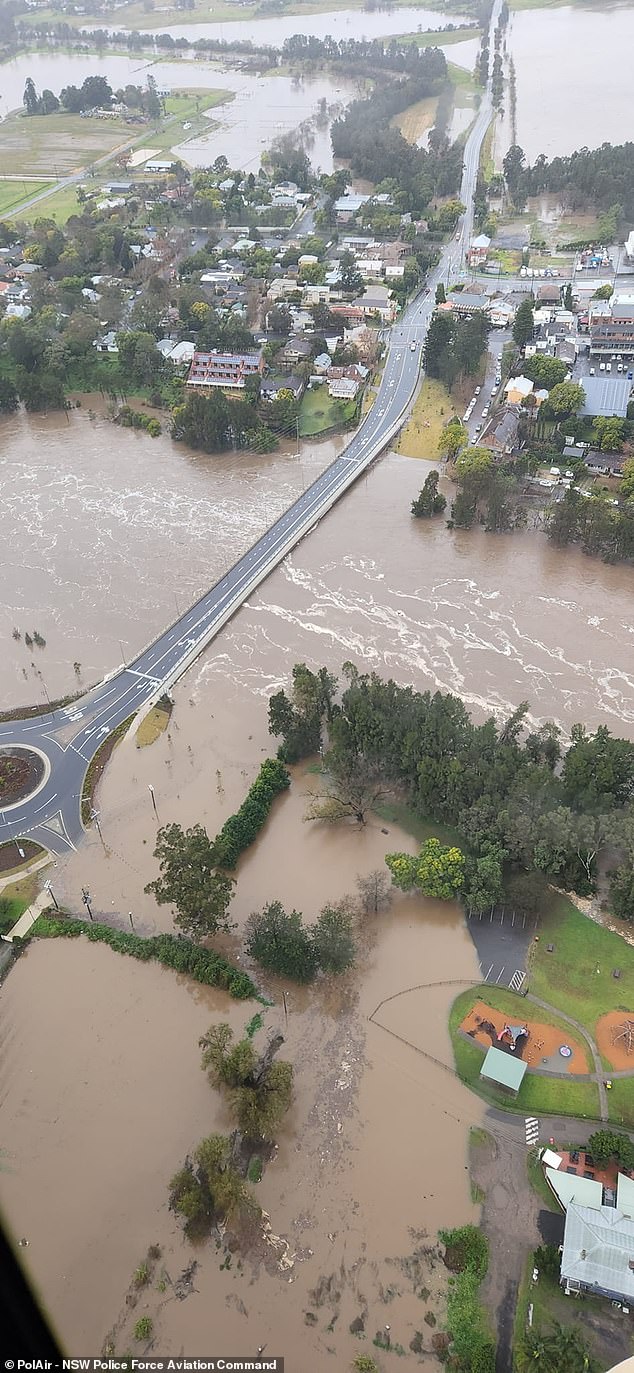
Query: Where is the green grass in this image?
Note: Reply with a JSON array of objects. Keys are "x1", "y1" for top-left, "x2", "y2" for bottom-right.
[
  {"x1": 446, "y1": 60, "x2": 477, "y2": 91},
  {"x1": 607, "y1": 1078, "x2": 634, "y2": 1131},
  {"x1": 449, "y1": 988, "x2": 601, "y2": 1120},
  {"x1": 0, "y1": 178, "x2": 53, "y2": 216},
  {"x1": 373, "y1": 799, "x2": 463, "y2": 849},
  {"x1": 0, "y1": 873, "x2": 39, "y2": 934},
  {"x1": 21, "y1": 182, "x2": 84, "y2": 225},
  {"x1": 298, "y1": 386, "x2": 357, "y2": 438},
  {"x1": 401, "y1": 26, "x2": 481, "y2": 46},
  {"x1": 528, "y1": 895, "x2": 634, "y2": 1038},
  {"x1": 0, "y1": 110, "x2": 134, "y2": 177},
  {"x1": 526, "y1": 1148, "x2": 559, "y2": 1209}
]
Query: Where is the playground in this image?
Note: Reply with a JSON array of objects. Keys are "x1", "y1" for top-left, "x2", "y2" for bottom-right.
[
  {"x1": 460, "y1": 999, "x2": 590, "y2": 1075},
  {"x1": 595, "y1": 1011, "x2": 634, "y2": 1071}
]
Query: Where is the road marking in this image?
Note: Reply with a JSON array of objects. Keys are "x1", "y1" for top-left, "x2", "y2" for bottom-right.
[
  {"x1": 483, "y1": 963, "x2": 494, "y2": 981},
  {"x1": 525, "y1": 1117, "x2": 539, "y2": 1146},
  {"x1": 495, "y1": 966, "x2": 505, "y2": 985},
  {"x1": 509, "y1": 969, "x2": 526, "y2": 993}
]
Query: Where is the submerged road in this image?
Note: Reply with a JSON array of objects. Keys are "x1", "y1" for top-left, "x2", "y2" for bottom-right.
[{"x1": 0, "y1": 0, "x2": 502, "y2": 855}]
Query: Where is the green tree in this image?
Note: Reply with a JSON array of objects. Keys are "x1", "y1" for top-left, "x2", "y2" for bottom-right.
[
  {"x1": 521, "y1": 1320, "x2": 598, "y2": 1373},
  {"x1": 609, "y1": 863, "x2": 634, "y2": 921},
  {"x1": 438, "y1": 418, "x2": 467, "y2": 461},
  {"x1": 562, "y1": 723, "x2": 634, "y2": 810},
  {"x1": 512, "y1": 297, "x2": 534, "y2": 348},
  {"x1": 23, "y1": 77, "x2": 39, "y2": 115},
  {"x1": 312, "y1": 901, "x2": 356, "y2": 973},
  {"x1": 145, "y1": 822, "x2": 234, "y2": 939},
  {"x1": 245, "y1": 900, "x2": 318, "y2": 982},
  {"x1": 455, "y1": 447, "x2": 493, "y2": 482},
  {"x1": 200, "y1": 1023, "x2": 293, "y2": 1141},
  {"x1": 412, "y1": 469, "x2": 447, "y2": 518},
  {"x1": 587, "y1": 1129, "x2": 634, "y2": 1169},
  {"x1": 523, "y1": 354, "x2": 567, "y2": 390},
  {"x1": 592, "y1": 415, "x2": 625, "y2": 451},
  {"x1": 339, "y1": 249, "x2": 364, "y2": 297},
  {"x1": 563, "y1": 282, "x2": 573, "y2": 311},
  {"x1": 620, "y1": 456, "x2": 634, "y2": 500},
  {"x1": 169, "y1": 1134, "x2": 257, "y2": 1238},
  {"x1": 386, "y1": 837, "x2": 466, "y2": 901},
  {"x1": 592, "y1": 282, "x2": 613, "y2": 300},
  {"x1": 435, "y1": 282, "x2": 446, "y2": 305},
  {"x1": 545, "y1": 381, "x2": 585, "y2": 417},
  {"x1": 304, "y1": 753, "x2": 386, "y2": 826}
]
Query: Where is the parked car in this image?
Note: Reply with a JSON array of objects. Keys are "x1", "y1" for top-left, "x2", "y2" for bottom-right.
[
  {"x1": 481, "y1": 406, "x2": 489, "y2": 418},
  {"x1": 475, "y1": 386, "x2": 481, "y2": 396},
  {"x1": 589, "y1": 366, "x2": 595, "y2": 375}
]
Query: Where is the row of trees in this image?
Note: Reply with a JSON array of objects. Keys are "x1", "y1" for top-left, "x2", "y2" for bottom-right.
[
  {"x1": 503, "y1": 140, "x2": 634, "y2": 221},
  {"x1": 23, "y1": 74, "x2": 113, "y2": 116},
  {"x1": 269, "y1": 664, "x2": 634, "y2": 915},
  {"x1": 548, "y1": 486, "x2": 634, "y2": 564},
  {"x1": 423, "y1": 311, "x2": 490, "y2": 391}
]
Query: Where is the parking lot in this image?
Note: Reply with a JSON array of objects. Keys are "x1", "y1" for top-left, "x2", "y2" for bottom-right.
[{"x1": 466, "y1": 904, "x2": 536, "y2": 990}]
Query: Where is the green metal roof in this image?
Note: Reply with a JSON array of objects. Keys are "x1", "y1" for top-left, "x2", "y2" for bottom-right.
[{"x1": 480, "y1": 1045, "x2": 527, "y2": 1092}]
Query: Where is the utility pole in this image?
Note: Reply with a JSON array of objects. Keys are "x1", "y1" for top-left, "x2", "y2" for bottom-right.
[
  {"x1": 14, "y1": 839, "x2": 25, "y2": 862},
  {"x1": 81, "y1": 886, "x2": 94, "y2": 920},
  {"x1": 128, "y1": 911, "x2": 134, "y2": 930},
  {"x1": 90, "y1": 808, "x2": 105, "y2": 849},
  {"x1": 45, "y1": 881, "x2": 59, "y2": 911},
  {"x1": 148, "y1": 783, "x2": 158, "y2": 820}
]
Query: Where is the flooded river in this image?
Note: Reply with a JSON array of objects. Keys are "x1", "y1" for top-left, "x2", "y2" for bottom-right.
[{"x1": 494, "y1": 2, "x2": 634, "y2": 162}]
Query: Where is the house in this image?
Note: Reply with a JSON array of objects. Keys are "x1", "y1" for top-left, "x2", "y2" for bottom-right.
[
  {"x1": 480, "y1": 405, "x2": 521, "y2": 457},
  {"x1": 267, "y1": 277, "x2": 299, "y2": 302},
  {"x1": 168, "y1": 341, "x2": 195, "y2": 365},
  {"x1": 556, "y1": 339, "x2": 577, "y2": 367},
  {"x1": 480, "y1": 1045, "x2": 527, "y2": 1096},
  {"x1": 260, "y1": 373, "x2": 304, "y2": 402},
  {"x1": 326, "y1": 362, "x2": 368, "y2": 399},
  {"x1": 186, "y1": 349, "x2": 264, "y2": 392},
  {"x1": 537, "y1": 282, "x2": 561, "y2": 305},
  {"x1": 351, "y1": 285, "x2": 395, "y2": 323},
  {"x1": 625, "y1": 229, "x2": 634, "y2": 262},
  {"x1": 278, "y1": 335, "x2": 313, "y2": 370},
  {"x1": 356, "y1": 258, "x2": 384, "y2": 280},
  {"x1": 580, "y1": 376, "x2": 631, "y2": 419},
  {"x1": 5, "y1": 303, "x2": 31, "y2": 319},
  {"x1": 93, "y1": 331, "x2": 119, "y2": 354},
  {"x1": 467, "y1": 233, "x2": 491, "y2": 268},
  {"x1": 584, "y1": 449, "x2": 626, "y2": 477},
  {"x1": 298, "y1": 253, "x2": 319, "y2": 268},
  {"x1": 560, "y1": 1203, "x2": 634, "y2": 1303},
  {"x1": 334, "y1": 192, "x2": 370, "y2": 223},
  {"x1": 343, "y1": 325, "x2": 379, "y2": 363},
  {"x1": 489, "y1": 300, "x2": 515, "y2": 328},
  {"x1": 302, "y1": 283, "x2": 331, "y2": 306},
  {"x1": 562, "y1": 443, "x2": 587, "y2": 461},
  {"x1": 445, "y1": 290, "x2": 490, "y2": 316},
  {"x1": 504, "y1": 375, "x2": 534, "y2": 405},
  {"x1": 312, "y1": 353, "x2": 332, "y2": 374}
]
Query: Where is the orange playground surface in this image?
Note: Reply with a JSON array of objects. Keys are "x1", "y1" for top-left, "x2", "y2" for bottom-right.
[
  {"x1": 460, "y1": 1000, "x2": 590, "y2": 1074},
  {"x1": 596, "y1": 1010, "x2": 634, "y2": 1071}
]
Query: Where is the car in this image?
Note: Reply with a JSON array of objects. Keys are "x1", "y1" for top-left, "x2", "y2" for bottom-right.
[
  {"x1": 628, "y1": 371, "x2": 633, "y2": 380},
  {"x1": 607, "y1": 362, "x2": 612, "y2": 371},
  {"x1": 410, "y1": 341, "x2": 417, "y2": 351},
  {"x1": 474, "y1": 423, "x2": 482, "y2": 434},
  {"x1": 475, "y1": 386, "x2": 481, "y2": 396},
  {"x1": 462, "y1": 411, "x2": 470, "y2": 422},
  {"x1": 481, "y1": 406, "x2": 489, "y2": 419},
  {"x1": 599, "y1": 362, "x2": 606, "y2": 371},
  {"x1": 589, "y1": 366, "x2": 595, "y2": 375},
  {"x1": 618, "y1": 363, "x2": 624, "y2": 372}
]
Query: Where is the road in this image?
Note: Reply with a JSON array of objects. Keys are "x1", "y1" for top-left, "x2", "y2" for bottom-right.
[{"x1": 0, "y1": 0, "x2": 503, "y2": 856}]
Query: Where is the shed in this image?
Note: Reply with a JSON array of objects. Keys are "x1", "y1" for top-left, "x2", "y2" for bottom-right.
[
  {"x1": 580, "y1": 376, "x2": 631, "y2": 419},
  {"x1": 480, "y1": 1045, "x2": 527, "y2": 1095}
]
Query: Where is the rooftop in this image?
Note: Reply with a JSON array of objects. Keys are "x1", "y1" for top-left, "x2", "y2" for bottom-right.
[
  {"x1": 561, "y1": 1204, "x2": 634, "y2": 1300},
  {"x1": 580, "y1": 376, "x2": 631, "y2": 418},
  {"x1": 480, "y1": 1045, "x2": 527, "y2": 1092}
]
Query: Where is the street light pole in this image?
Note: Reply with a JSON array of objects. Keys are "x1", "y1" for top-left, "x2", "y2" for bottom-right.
[
  {"x1": 14, "y1": 839, "x2": 25, "y2": 862},
  {"x1": 90, "y1": 808, "x2": 105, "y2": 848},
  {"x1": 81, "y1": 886, "x2": 93, "y2": 920},
  {"x1": 148, "y1": 784, "x2": 158, "y2": 820},
  {"x1": 45, "y1": 881, "x2": 59, "y2": 911}
]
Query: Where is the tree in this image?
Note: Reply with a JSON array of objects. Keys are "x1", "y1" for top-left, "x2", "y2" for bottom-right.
[
  {"x1": 464, "y1": 842, "x2": 505, "y2": 913},
  {"x1": 356, "y1": 869, "x2": 392, "y2": 915},
  {"x1": 620, "y1": 456, "x2": 634, "y2": 501},
  {"x1": 245, "y1": 900, "x2": 318, "y2": 982},
  {"x1": 609, "y1": 863, "x2": 634, "y2": 921},
  {"x1": 563, "y1": 282, "x2": 573, "y2": 311},
  {"x1": 522, "y1": 354, "x2": 567, "y2": 390},
  {"x1": 304, "y1": 753, "x2": 386, "y2": 826},
  {"x1": 592, "y1": 414, "x2": 625, "y2": 451},
  {"x1": 145, "y1": 822, "x2": 234, "y2": 939},
  {"x1": 512, "y1": 298, "x2": 534, "y2": 348},
  {"x1": 386, "y1": 837, "x2": 466, "y2": 901},
  {"x1": 412, "y1": 469, "x2": 447, "y2": 518},
  {"x1": 455, "y1": 447, "x2": 493, "y2": 482},
  {"x1": 435, "y1": 282, "x2": 446, "y2": 305},
  {"x1": 438, "y1": 418, "x2": 467, "y2": 461},
  {"x1": 339, "y1": 249, "x2": 363, "y2": 297},
  {"x1": 200, "y1": 1023, "x2": 292, "y2": 1142},
  {"x1": 504, "y1": 869, "x2": 549, "y2": 919},
  {"x1": 169, "y1": 1134, "x2": 257, "y2": 1238},
  {"x1": 80, "y1": 75, "x2": 113, "y2": 110},
  {"x1": 23, "y1": 77, "x2": 39, "y2": 116},
  {"x1": 562, "y1": 724, "x2": 634, "y2": 811},
  {"x1": 312, "y1": 902, "x2": 355, "y2": 973},
  {"x1": 587, "y1": 1129, "x2": 634, "y2": 1169},
  {"x1": 593, "y1": 282, "x2": 613, "y2": 300},
  {"x1": 0, "y1": 377, "x2": 19, "y2": 413},
  {"x1": 40, "y1": 89, "x2": 59, "y2": 115},
  {"x1": 545, "y1": 381, "x2": 585, "y2": 417},
  {"x1": 521, "y1": 1320, "x2": 598, "y2": 1373}
]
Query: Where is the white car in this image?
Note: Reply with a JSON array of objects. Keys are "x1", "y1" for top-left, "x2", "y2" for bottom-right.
[
  {"x1": 410, "y1": 342, "x2": 417, "y2": 351},
  {"x1": 475, "y1": 386, "x2": 481, "y2": 396},
  {"x1": 481, "y1": 406, "x2": 489, "y2": 419}
]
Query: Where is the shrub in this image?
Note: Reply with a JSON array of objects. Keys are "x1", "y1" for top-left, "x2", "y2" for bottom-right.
[
  {"x1": 134, "y1": 1317, "x2": 153, "y2": 1341},
  {"x1": 213, "y1": 758, "x2": 290, "y2": 869}
]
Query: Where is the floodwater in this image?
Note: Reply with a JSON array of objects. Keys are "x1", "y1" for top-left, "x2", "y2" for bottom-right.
[
  {"x1": 494, "y1": 2, "x2": 634, "y2": 163},
  {"x1": 119, "y1": 6, "x2": 466, "y2": 46},
  {"x1": 0, "y1": 407, "x2": 341, "y2": 709},
  {"x1": 0, "y1": 53, "x2": 359, "y2": 169},
  {"x1": 0, "y1": 782, "x2": 482, "y2": 1359}
]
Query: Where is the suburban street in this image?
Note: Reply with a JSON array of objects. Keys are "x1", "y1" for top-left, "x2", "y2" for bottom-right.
[{"x1": 0, "y1": 0, "x2": 502, "y2": 856}]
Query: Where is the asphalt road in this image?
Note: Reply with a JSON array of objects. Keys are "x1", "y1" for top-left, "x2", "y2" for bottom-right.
[{"x1": 0, "y1": 0, "x2": 503, "y2": 855}]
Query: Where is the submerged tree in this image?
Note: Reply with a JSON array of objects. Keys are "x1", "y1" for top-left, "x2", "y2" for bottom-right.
[
  {"x1": 145, "y1": 822, "x2": 233, "y2": 939},
  {"x1": 200, "y1": 1023, "x2": 292, "y2": 1143},
  {"x1": 169, "y1": 1134, "x2": 258, "y2": 1239},
  {"x1": 411, "y1": 469, "x2": 447, "y2": 519}
]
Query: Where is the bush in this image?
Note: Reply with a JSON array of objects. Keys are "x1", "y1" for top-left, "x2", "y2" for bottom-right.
[
  {"x1": 116, "y1": 405, "x2": 161, "y2": 437},
  {"x1": 31, "y1": 915, "x2": 257, "y2": 1000},
  {"x1": 213, "y1": 758, "x2": 290, "y2": 869},
  {"x1": 134, "y1": 1317, "x2": 153, "y2": 1341},
  {"x1": 439, "y1": 1226, "x2": 492, "y2": 1372}
]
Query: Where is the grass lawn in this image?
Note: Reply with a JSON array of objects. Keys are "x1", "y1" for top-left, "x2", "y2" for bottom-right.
[
  {"x1": 446, "y1": 60, "x2": 477, "y2": 91},
  {"x1": 401, "y1": 26, "x2": 481, "y2": 46},
  {"x1": 0, "y1": 872, "x2": 40, "y2": 935},
  {"x1": 373, "y1": 799, "x2": 464, "y2": 850},
  {"x1": 397, "y1": 376, "x2": 456, "y2": 459},
  {"x1": 20, "y1": 182, "x2": 85, "y2": 225},
  {"x1": 391, "y1": 96, "x2": 439, "y2": 146},
  {"x1": 299, "y1": 386, "x2": 357, "y2": 438},
  {"x1": 0, "y1": 178, "x2": 53, "y2": 216},
  {"x1": 513, "y1": 1254, "x2": 633, "y2": 1373},
  {"x1": 479, "y1": 122, "x2": 495, "y2": 182},
  {"x1": 135, "y1": 704, "x2": 171, "y2": 749},
  {"x1": 528, "y1": 895, "x2": 634, "y2": 1039},
  {"x1": 607, "y1": 1078, "x2": 634, "y2": 1131},
  {"x1": 0, "y1": 111, "x2": 134, "y2": 177},
  {"x1": 526, "y1": 1147, "x2": 559, "y2": 1209},
  {"x1": 449, "y1": 988, "x2": 601, "y2": 1121}
]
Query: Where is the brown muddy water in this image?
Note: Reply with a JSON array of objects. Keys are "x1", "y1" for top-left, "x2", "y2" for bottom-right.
[{"x1": 0, "y1": 821, "x2": 483, "y2": 1363}]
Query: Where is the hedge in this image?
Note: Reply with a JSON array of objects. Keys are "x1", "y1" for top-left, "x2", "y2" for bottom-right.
[
  {"x1": 213, "y1": 758, "x2": 290, "y2": 869},
  {"x1": 30, "y1": 914, "x2": 258, "y2": 1000}
]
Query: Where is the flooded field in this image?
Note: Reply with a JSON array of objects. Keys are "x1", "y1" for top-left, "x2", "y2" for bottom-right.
[
  {"x1": 494, "y1": 1, "x2": 634, "y2": 163},
  {"x1": 0, "y1": 821, "x2": 482, "y2": 1359}
]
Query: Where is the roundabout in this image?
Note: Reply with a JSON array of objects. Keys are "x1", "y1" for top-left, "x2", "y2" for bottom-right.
[{"x1": 0, "y1": 745, "x2": 51, "y2": 813}]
